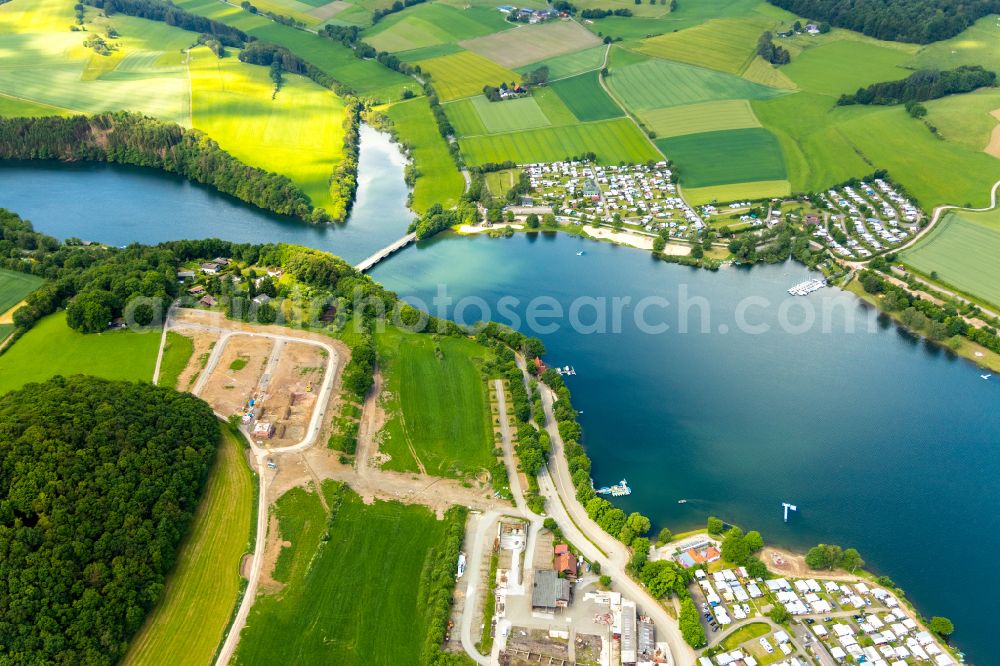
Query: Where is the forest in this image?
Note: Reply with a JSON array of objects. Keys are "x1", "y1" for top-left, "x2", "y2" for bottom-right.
[
  {"x1": 0, "y1": 376, "x2": 219, "y2": 664},
  {"x1": 0, "y1": 113, "x2": 325, "y2": 223},
  {"x1": 767, "y1": 0, "x2": 1000, "y2": 43},
  {"x1": 838, "y1": 66, "x2": 996, "y2": 105}
]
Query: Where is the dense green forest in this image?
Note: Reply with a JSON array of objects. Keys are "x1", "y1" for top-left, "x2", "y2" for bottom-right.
[
  {"x1": 767, "y1": 0, "x2": 1000, "y2": 42},
  {"x1": 0, "y1": 113, "x2": 325, "y2": 223},
  {"x1": 837, "y1": 66, "x2": 996, "y2": 105},
  {"x1": 0, "y1": 376, "x2": 219, "y2": 664}
]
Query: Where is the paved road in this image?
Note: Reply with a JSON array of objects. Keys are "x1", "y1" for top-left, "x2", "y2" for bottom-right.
[{"x1": 459, "y1": 510, "x2": 499, "y2": 666}]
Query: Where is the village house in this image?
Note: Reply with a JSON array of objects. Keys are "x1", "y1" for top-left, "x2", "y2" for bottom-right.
[
  {"x1": 199, "y1": 294, "x2": 217, "y2": 307},
  {"x1": 554, "y1": 544, "x2": 577, "y2": 577},
  {"x1": 187, "y1": 285, "x2": 206, "y2": 296},
  {"x1": 176, "y1": 269, "x2": 196, "y2": 281},
  {"x1": 531, "y1": 570, "x2": 571, "y2": 611},
  {"x1": 200, "y1": 262, "x2": 221, "y2": 275}
]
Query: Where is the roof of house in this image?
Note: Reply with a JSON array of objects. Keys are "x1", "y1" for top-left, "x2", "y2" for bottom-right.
[
  {"x1": 532, "y1": 570, "x2": 571, "y2": 608},
  {"x1": 555, "y1": 552, "x2": 577, "y2": 576}
]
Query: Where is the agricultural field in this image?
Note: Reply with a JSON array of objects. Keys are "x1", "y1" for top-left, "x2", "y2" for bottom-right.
[
  {"x1": 0, "y1": 93, "x2": 69, "y2": 117},
  {"x1": 635, "y1": 17, "x2": 773, "y2": 74},
  {"x1": 156, "y1": 332, "x2": 196, "y2": 389},
  {"x1": 908, "y1": 15, "x2": 1000, "y2": 70},
  {"x1": 902, "y1": 209, "x2": 1000, "y2": 309},
  {"x1": 459, "y1": 118, "x2": 661, "y2": 165},
  {"x1": 188, "y1": 46, "x2": 347, "y2": 212},
  {"x1": 0, "y1": 268, "x2": 43, "y2": 316},
  {"x1": 123, "y1": 426, "x2": 254, "y2": 666},
  {"x1": 470, "y1": 94, "x2": 552, "y2": 133},
  {"x1": 548, "y1": 71, "x2": 624, "y2": 121},
  {"x1": 416, "y1": 50, "x2": 520, "y2": 101},
  {"x1": 514, "y1": 44, "x2": 607, "y2": 81},
  {"x1": 683, "y1": 179, "x2": 791, "y2": 205},
  {"x1": 656, "y1": 127, "x2": 786, "y2": 188},
  {"x1": 375, "y1": 325, "x2": 495, "y2": 477},
  {"x1": 459, "y1": 20, "x2": 601, "y2": 69},
  {"x1": 385, "y1": 97, "x2": 465, "y2": 211},
  {"x1": 923, "y1": 88, "x2": 1000, "y2": 153},
  {"x1": 235, "y1": 483, "x2": 451, "y2": 665},
  {"x1": 485, "y1": 169, "x2": 521, "y2": 197},
  {"x1": 607, "y1": 56, "x2": 786, "y2": 110},
  {"x1": 639, "y1": 99, "x2": 761, "y2": 138},
  {"x1": 445, "y1": 87, "x2": 580, "y2": 137},
  {"x1": 741, "y1": 55, "x2": 796, "y2": 89},
  {"x1": 363, "y1": 4, "x2": 509, "y2": 53},
  {"x1": 0, "y1": 312, "x2": 161, "y2": 394},
  {"x1": 443, "y1": 97, "x2": 490, "y2": 136},
  {"x1": 779, "y1": 38, "x2": 915, "y2": 96}
]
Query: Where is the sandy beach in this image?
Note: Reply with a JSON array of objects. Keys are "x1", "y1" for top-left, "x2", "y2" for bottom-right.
[{"x1": 582, "y1": 225, "x2": 690, "y2": 255}]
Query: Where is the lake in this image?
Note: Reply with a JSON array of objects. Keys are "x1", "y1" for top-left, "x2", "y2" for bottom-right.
[{"x1": 1, "y1": 143, "x2": 997, "y2": 663}]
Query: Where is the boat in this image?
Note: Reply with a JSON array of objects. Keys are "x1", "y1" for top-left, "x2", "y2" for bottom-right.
[
  {"x1": 787, "y1": 278, "x2": 826, "y2": 296},
  {"x1": 982, "y1": 374, "x2": 992, "y2": 380},
  {"x1": 576, "y1": 251, "x2": 585, "y2": 256},
  {"x1": 595, "y1": 478, "x2": 631, "y2": 497},
  {"x1": 555, "y1": 365, "x2": 577, "y2": 376},
  {"x1": 677, "y1": 499, "x2": 688, "y2": 504}
]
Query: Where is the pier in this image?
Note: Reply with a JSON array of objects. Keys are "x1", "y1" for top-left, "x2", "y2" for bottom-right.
[
  {"x1": 787, "y1": 278, "x2": 826, "y2": 296},
  {"x1": 354, "y1": 232, "x2": 417, "y2": 272}
]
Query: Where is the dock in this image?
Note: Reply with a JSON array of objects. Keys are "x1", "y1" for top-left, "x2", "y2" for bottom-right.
[
  {"x1": 354, "y1": 232, "x2": 417, "y2": 273},
  {"x1": 555, "y1": 365, "x2": 576, "y2": 376},
  {"x1": 787, "y1": 278, "x2": 826, "y2": 296},
  {"x1": 595, "y1": 478, "x2": 631, "y2": 497}
]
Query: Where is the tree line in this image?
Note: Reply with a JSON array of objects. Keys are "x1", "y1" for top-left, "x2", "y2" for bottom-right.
[
  {"x1": 837, "y1": 65, "x2": 996, "y2": 105},
  {"x1": 0, "y1": 376, "x2": 219, "y2": 664},
  {"x1": 83, "y1": 0, "x2": 248, "y2": 46},
  {"x1": 757, "y1": 31, "x2": 791, "y2": 64},
  {"x1": 765, "y1": 0, "x2": 1000, "y2": 43},
  {"x1": 0, "y1": 113, "x2": 325, "y2": 222}
]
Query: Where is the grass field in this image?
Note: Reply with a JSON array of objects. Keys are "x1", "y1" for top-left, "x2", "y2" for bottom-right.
[
  {"x1": 639, "y1": 99, "x2": 761, "y2": 137},
  {"x1": 607, "y1": 56, "x2": 786, "y2": 111},
  {"x1": 156, "y1": 331, "x2": 196, "y2": 390},
  {"x1": 741, "y1": 55, "x2": 796, "y2": 89},
  {"x1": 460, "y1": 117, "x2": 661, "y2": 165},
  {"x1": 683, "y1": 179, "x2": 791, "y2": 205},
  {"x1": 123, "y1": 426, "x2": 254, "y2": 666},
  {"x1": 485, "y1": 169, "x2": 521, "y2": 196},
  {"x1": 0, "y1": 268, "x2": 43, "y2": 316},
  {"x1": 375, "y1": 326, "x2": 494, "y2": 477},
  {"x1": 417, "y1": 50, "x2": 520, "y2": 101},
  {"x1": 444, "y1": 97, "x2": 489, "y2": 136},
  {"x1": 459, "y1": 20, "x2": 601, "y2": 69},
  {"x1": 548, "y1": 71, "x2": 623, "y2": 122},
  {"x1": 235, "y1": 483, "x2": 450, "y2": 665},
  {"x1": 909, "y1": 15, "x2": 1000, "y2": 70},
  {"x1": 657, "y1": 127, "x2": 786, "y2": 188},
  {"x1": 0, "y1": 312, "x2": 161, "y2": 394},
  {"x1": 0, "y1": 92, "x2": 72, "y2": 117},
  {"x1": 386, "y1": 97, "x2": 465, "y2": 211},
  {"x1": 514, "y1": 44, "x2": 607, "y2": 80},
  {"x1": 901, "y1": 209, "x2": 1000, "y2": 308},
  {"x1": 780, "y1": 39, "x2": 914, "y2": 96},
  {"x1": 532, "y1": 86, "x2": 579, "y2": 125},
  {"x1": 635, "y1": 17, "x2": 772, "y2": 74},
  {"x1": 0, "y1": 324, "x2": 12, "y2": 345},
  {"x1": 923, "y1": 88, "x2": 1000, "y2": 152},
  {"x1": 363, "y1": 4, "x2": 509, "y2": 53},
  {"x1": 190, "y1": 47, "x2": 346, "y2": 212},
  {"x1": 471, "y1": 94, "x2": 552, "y2": 132}
]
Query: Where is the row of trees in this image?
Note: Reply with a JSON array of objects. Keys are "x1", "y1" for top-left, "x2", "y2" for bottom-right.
[
  {"x1": 757, "y1": 31, "x2": 791, "y2": 64},
  {"x1": 765, "y1": 0, "x2": 1000, "y2": 43},
  {"x1": 0, "y1": 376, "x2": 219, "y2": 664},
  {"x1": 83, "y1": 0, "x2": 249, "y2": 46},
  {"x1": 580, "y1": 7, "x2": 634, "y2": 18},
  {"x1": 838, "y1": 66, "x2": 996, "y2": 105}
]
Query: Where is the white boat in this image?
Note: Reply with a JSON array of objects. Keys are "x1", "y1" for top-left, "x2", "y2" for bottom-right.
[
  {"x1": 595, "y1": 479, "x2": 631, "y2": 497},
  {"x1": 982, "y1": 374, "x2": 992, "y2": 380},
  {"x1": 576, "y1": 251, "x2": 585, "y2": 256},
  {"x1": 677, "y1": 499, "x2": 688, "y2": 504}
]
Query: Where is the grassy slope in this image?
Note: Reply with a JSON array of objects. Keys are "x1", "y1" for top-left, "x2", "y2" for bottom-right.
[
  {"x1": 549, "y1": 71, "x2": 624, "y2": 121},
  {"x1": 0, "y1": 312, "x2": 161, "y2": 394},
  {"x1": 458, "y1": 20, "x2": 601, "y2": 69},
  {"x1": 635, "y1": 17, "x2": 773, "y2": 74},
  {"x1": 234, "y1": 483, "x2": 446, "y2": 666},
  {"x1": 514, "y1": 44, "x2": 607, "y2": 80},
  {"x1": 639, "y1": 99, "x2": 761, "y2": 138},
  {"x1": 901, "y1": 209, "x2": 1000, "y2": 309},
  {"x1": 156, "y1": 331, "x2": 196, "y2": 390},
  {"x1": 123, "y1": 426, "x2": 254, "y2": 666},
  {"x1": 375, "y1": 326, "x2": 494, "y2": 477},
  {"x1": 657, "y1": 127, "x2": 786, "y2": 187},
  {"x1": 363, "y1": 3, "x2": 509, "y2": 53},
  {"x1": 0, "y1": 268, "x2": 43, "y2": 315},
  {"x1": 189, "y1": 46, "x2": 346, "y2": 212},
  {"x1": 386, "y1": 97, "x2": 465, "y2": 211},
  {"x1": 417, "y1": 50, "x2": 521, "y2": 101}
]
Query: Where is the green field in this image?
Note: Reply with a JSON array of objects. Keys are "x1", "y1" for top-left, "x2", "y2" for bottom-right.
[
  {"x1": 532, "y1": 86, "x2": 579, "y2": 125},
  {"x1": 639, "y1": 99, "x2": 761, "y2": 137},
  {"x1": 902, "y1": 209, "x2": 1000, "y2": 308},
  {"x1": 0, "y1": 312, "x2": 161, "y2": 394},
  {"x1": 459, "y1": 20, "x2": 601, "y2": 69},
  {"x1": 657, "y1": 127, "x2": 786, "y2": 187},
  {"x1": 235, "y1": 483, "x2": 452, "y2": 665},
  {"x1": 607, "y1": 56, "x2": 786, "y2": 110},
  {"x1": 156, "y1": 331, "x2": 196, "y2": 390},
  {"x1": 375, "y1": 326, "x2": 494, "y2": 477},
  {"x1": 780, "y1": 39, "x2": 914, "y2": 96},
  {"x1": 363, "y1": 4, "x2": 508, "y2": 53},
  {"x1": 548, "y1": 71, "x2": 623, "y2": 121},
  {"x1": 123, "y1": 426, "x2": 254, "y2": 666},
  {"x1": 0, "y1": 324, "x2": 12, "y2": 345},
  {"x1": 683, "y1": 179, "x2": 791, "y2": 205},
  {"x1": 189, "y1": 47, "x2": 347, "y2": 212},
  {"x1": 0, "y1": 268, "x2": 43, "y2": 315},
  {"x1": 460, "y1": 117, "x2": 661, "y2": 165},
  {"x1": 636, "y1": 17, "x2": 772, "y2": 74},
  {"x1": 386, "y1": 97, "x2": 465, "y2": 211},
  {"x1": 741, "y1": 55, "x2": 796, "y2": 89},
  {"x1": 909, "y1": 16, "x2": 1000, "y2": 70},
  {"x1": 444, "y1": 97, "x2": 490, "y2": 136},
  {"x1": 417, "y1": 50, "x2": 521, "y2": 101},
  {"x1": 515, "y1": 45, "x2": 608, "y2": 80},
  {"x1": 471, "y1": 94, "x2": 552, "y2": 133},
  {"x1": 485, "y1": 169, "x2": 521, "y2": 196},
  {"x1": 924, "y1": 88, "x2": 1000, "y2": 152}
]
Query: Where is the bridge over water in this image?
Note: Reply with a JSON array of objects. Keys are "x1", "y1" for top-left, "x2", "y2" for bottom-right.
[{"x1": 354, "y1": 232, "x2": 416, "y2": 272}]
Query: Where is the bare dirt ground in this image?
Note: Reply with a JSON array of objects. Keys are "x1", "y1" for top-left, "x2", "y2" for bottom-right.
[
  {"x1": 986, "y1": 109, "x2": 1000, "y2": 158},
  {"x1": 0, "y1": 298, "x2": 27, "y2": 324},
  {"x1": 174, "y1": 330, "x2": 218, "y2": 391},
  {"x1": 762, "y1": 547, "x2": 861, "y2": 582},
  {"x1": 257, "y1": 513, "x2": 289, "y2": 594},
  {"x1": 200, "y1": 336, "x2": 274, "y2": 418},
  {"x1": 261, "y1": 342, "x2": 326, "y2": 448},
  {"x1": 355, "y1": 366, "x2": 388, "y2": 473}
]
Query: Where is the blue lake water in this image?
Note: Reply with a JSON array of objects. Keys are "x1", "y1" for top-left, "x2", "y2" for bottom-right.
[{"x1": 1, "y1": 148, "x2": 998, "y2": 662}]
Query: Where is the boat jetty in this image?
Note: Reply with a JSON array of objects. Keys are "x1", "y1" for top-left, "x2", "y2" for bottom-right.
[
  {"x1": 595, "y1": 478, "x2": 631, "y2": 497},
  {"x1": 555, "y1": 365, "x2": 576, "y2": 376},
  {"x1": 787, "y1": 278, "x2": 826, "y2": 296}
]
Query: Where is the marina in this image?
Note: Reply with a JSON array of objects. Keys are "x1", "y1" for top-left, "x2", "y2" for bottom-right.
[
  {"x1": 555, "y1": 365, "x2": 577, "y2": 376},
  {"x1": 787, "y1": 278, "x2": 826, "y2": 296},
  {"x1": 595, "y1": 479, "x2": 632, "y2": 497}
]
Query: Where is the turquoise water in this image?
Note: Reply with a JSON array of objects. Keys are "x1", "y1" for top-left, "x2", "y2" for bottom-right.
[{"x1": 1, "y1": 158, "x2": 998, "y2": 661}]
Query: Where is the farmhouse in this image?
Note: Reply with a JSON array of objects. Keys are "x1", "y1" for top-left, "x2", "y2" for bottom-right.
[
  {"x1": 199, "y1": 294, "x2": 217, "y2": 307},
  {"x1": 532, "y1": 570, "x2": 571, "y2": 611},
  {"x1": 200, "y1": 262, "x2": 221, "y2": 274},
  {"x1": 553, "y1": 544, "x2": 577, "y2": 577},
  {"x1": 187, "y1": 285, "x2": 206, "y2": 296}
]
